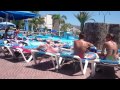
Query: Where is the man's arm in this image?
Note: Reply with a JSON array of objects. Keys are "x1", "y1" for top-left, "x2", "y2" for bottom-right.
[{"x1": 88, "y1": 42, "x2": 94, "y2": 47}]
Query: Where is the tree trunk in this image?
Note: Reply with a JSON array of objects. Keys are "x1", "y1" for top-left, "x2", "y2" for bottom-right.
[
  {"x1": 52, "y1": 19, "x2": 59, "y2": 30},
  {"x1": 81, "y1": 23, "x2": 84, "y2": 33},
  {"x1": 53, "y1": 19, "x2": 60, "y2": 36},
  {"x1": 31, "y1": 24, "x2": 33, "y2": 32}
]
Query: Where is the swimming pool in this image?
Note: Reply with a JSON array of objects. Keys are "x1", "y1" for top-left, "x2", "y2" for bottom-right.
[{"x1": 36, "y1": 34, "x2": 78, "y2": 46}]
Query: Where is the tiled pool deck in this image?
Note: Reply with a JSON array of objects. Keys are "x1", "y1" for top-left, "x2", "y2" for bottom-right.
[{"x1": 0, "y1": 54, "x2": 120, "y2": 79}]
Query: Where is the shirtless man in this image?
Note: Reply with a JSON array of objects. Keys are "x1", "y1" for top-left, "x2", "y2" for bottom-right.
[
  {"x1": 74, "y1": 33, "x2": 93, "y2": 58},
  {"x1": 101, "y1": 33, "x2": 119, "y2": 60}
]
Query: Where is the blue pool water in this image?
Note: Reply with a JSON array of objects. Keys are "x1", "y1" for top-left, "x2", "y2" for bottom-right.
[
  {"x1": 36, "y1": 34, "x2": 78, "y2": 46},
  {"x1": 27, "y1": 41, "x2": 45, "y2": 46}
]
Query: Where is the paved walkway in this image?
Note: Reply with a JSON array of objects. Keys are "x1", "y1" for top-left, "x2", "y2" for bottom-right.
[{"x1": 0, "y1": 54, "x2": 120, "y2": 79}]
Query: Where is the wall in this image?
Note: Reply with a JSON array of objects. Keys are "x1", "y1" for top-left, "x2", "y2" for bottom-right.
[
  {"x1": 108, "y1": 24, "x2": 120, "y2": 48},
  {"x1": 84, "y1": 23, "x2": 120, "y2": 49},
  {"x1": 44, "y1": 14, "x2": 53, "y2": 30}
]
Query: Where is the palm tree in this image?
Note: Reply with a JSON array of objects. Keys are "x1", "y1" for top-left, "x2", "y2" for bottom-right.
[
  {"x1": 29, "y1": 11, "x2": 45, "y2": 32},
  {"x1": 12, "y1": 20, "x2": 24, "y2": 29},
  {"x1": 52, "y1": 14, "x2": 67, "y2": 36},
  {"x1": 74, "y1": 11, "x2": 95, "y2": 33},
  {"x1": 60, "y1": 23, "x2": 72, "y2": 32}
]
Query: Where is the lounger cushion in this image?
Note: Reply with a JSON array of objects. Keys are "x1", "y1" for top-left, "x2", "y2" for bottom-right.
[
  {"x1": 84, "y1": 52, "x2": 97, "y2": 60},
  {"x1": 60, "y1": 51, "x2": 74, "y2": 58},
  {"x1": 27, "y1": 41, "x2": 44, "y2": 46},
  {"x1": 24, "y1": 46, "x2": 38, "y2": 49},
  {"x1": 118, "y1": 49, "x2": 120, "y2": 53},
  {"x1": 0, "y1": 44, "x2": 4, "y2": 46},
  {"x1": 0, "y1": 40, "x2": 4, "y2": 45},
  {"x1": 23, "y1": 48, "x2": 31, "y2": 53},
  {"x1": 100, "y1": 59, "x2": 120, "y2": 64},
  {"x1": 62, "y1": 45, "x2": 71, "y2": 49},
  {"x1": 12, "y1": 46, "x2": 31, "y2": 53}
]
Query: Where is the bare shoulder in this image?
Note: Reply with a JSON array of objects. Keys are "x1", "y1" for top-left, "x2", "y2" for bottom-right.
[
  {"x1": 86, "y1": 41, "x2": 93, "y2": 46},
  {"x1": 74, "y1": 40, "x2": 80, "y2": 43},
  {"x1": 74, "y1": 40, "x2": 79, "y2": 42},
  {"x1": 104, "y1": 41, "x2": 109, "y2": 45}
]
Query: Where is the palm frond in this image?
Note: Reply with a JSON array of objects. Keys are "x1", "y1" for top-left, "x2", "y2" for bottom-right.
[{"x1": 74, "y1": 11, "x2": 95, "y2": 33}]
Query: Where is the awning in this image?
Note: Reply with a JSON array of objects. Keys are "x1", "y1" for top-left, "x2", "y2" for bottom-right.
[
  {"x1": 0, "y1": 22, "x2": 16, "y2": 27},
  {"x1": 0, "y1": 11, "x2": 38, "y2": 20}
]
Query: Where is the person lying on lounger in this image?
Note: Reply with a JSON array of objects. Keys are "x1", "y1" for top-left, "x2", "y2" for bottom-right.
[
  {"x1": 37, "y1": 39, "x2": 60, "y2": 53},
  {"x1": 34, "y1": 39, "x2": 60, "y2": 63},
  {"x1": 100, "y1": 33, "x2": 119, "y2": 60}
]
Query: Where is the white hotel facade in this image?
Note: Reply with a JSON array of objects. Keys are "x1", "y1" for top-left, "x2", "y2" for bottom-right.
[{"x1": 43, "y1": 14, "x2": 53, "y2": 30}]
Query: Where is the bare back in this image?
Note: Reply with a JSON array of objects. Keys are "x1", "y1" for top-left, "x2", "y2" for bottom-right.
[
  {"x1": 103, "y1": 41, "x2": 119, "y2": 59},
  {"x1": 74, "y1": 39, "x2": 93, "y2": 57}
]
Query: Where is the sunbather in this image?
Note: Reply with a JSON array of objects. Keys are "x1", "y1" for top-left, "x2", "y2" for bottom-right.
[
  {"x1": 74, "y1": 33, "x2": 94, "y2": 59},
  {"x1": 33, "y1": 39, "x2": 60, "y2": 63},
  {"x1": 37, "y1": 39, "x2": 60, "y2": 53},
  {"x1": 101, "y1": 33, "x2": 119, "y2": 60}
]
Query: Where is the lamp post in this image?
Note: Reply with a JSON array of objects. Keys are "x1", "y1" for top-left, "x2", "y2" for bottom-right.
[{"x1": 99, "y1": 11, "x2": 110, "y2": 23}]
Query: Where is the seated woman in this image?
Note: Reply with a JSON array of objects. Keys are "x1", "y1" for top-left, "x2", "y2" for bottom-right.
[{"x1": 100, "y1": 33, "x2": 119, "y2": 60}]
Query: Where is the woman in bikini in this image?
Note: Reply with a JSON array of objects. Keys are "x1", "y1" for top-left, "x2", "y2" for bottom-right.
[{"x1": 101, "y1": 33, "x2": 119, "y2": 60}]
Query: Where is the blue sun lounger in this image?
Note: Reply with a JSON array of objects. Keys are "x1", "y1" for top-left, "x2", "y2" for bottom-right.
[
  {"x1": 0, "y1": 40, "x2": 5, "y2": 54},
  {"x1": 31, "y1": 49, "x2": 58, "y2": 70},
  {"x1": 57, "y1": 49, "x2": 100, "y2": 75},
  {"x1": 90, "y1": 57, "x2": 120, "y2": 77}
]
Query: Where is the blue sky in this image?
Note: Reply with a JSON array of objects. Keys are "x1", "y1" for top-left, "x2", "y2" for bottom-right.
[{"x1": 40, "y1": 11, "x2": 120, "y2": 26}]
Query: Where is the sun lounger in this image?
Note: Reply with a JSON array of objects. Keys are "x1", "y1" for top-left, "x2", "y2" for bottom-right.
[
  {"x1": 31, "y1": 49, "x2": 59, "y2": 70},
  {"x1": 15, "y1": 47, "x2": 33, "y2": 62},
  {"x1": 57, "y1": 48, "x2": 99, "y2": 75},
  {"x1": 2, "y1": 39, "x2": 45, "y2": 62},
  {"x1": 90, "y1": 57, "x2": 120, "y2": 77},
  {"x1": 0, "y1": 40, "x2": 5, "y2": 55},
  {"x1": 2, "y1": 45, "x2": 33, "y2": 62}
]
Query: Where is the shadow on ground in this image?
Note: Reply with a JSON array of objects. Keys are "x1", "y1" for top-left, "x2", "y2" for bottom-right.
[
  {"x1": 87, "y1": 66, "x2": 120, "y2": 79},
  {"x1": 0, "y1": 54, "x2": 24, "y2": 63},
  {"x1": 26, "y1": 60, "x2": 83, "y2": 76},
  {"x1": 26, "y1": 60, "x2": 55, "y2": 71},
  {"x1": 51, "y1": 62, "x2": 83, "y2": 76}
]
